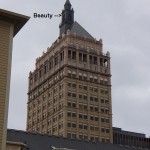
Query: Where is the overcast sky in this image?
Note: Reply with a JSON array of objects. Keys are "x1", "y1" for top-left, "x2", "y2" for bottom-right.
[{"x1": 1, "y1": 0, "x2": 150, "y2": 137}]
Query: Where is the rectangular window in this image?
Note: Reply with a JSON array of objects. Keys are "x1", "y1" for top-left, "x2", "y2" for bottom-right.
[
  {"x1": 67, "y1": 133, "x2": 71, "y2": 138},
  {"x1": 83, "y1": 95, "x2": 87, "y2": 100},
  {"x1": 79, "y1": 104, "x2": 82, "y2": 109},
  {"x1": 79, "y1": 124, "x2": 83, "y2": 129},
  {"x1": 79, "y1": 135, "x2": 83, "y2": 139},
  {"x1": 83, "y1": 54, "x2": 87, "y2": 62},
  {"x1": 93, "y1": 56, "x2": 97, "y2": 64},
  {"x1": 94, "y1": 97, "x2": 98, "y2": 102},
  {"x1": 91, "y1": 137, "x2": 94, "y2": 141},
  {"x1": 106, "y1": 139, "x2": 110, "y2": 143},
  {"x1": 94, "y1": 88, "x2": 98, "y2": 92},
  {"x1": 105, "y1": 90, "x2": 108, "y2": 94},
  {"x1": 79, "y1": 75, "x2": 82, "y2": 80},
  {"x1": 90, "y1": 116, "x2": 94, "y2": 120},
  {"x1": 105, "y1": 99, "x2": 109, "y2": 104},
  {"x1": 67, "y1": 112, "x2": 71, "y2": 117},
  {"x1": 95, "y1": 127, "x2": 99, "y2": 131},
  {"x1": 90, "y1": 106, "x2": 94, "y2": 111},
  {"x1": 101, "y1": 118, "x2": 105, "y2": 122},
  {"x1": 90, "y1": 96, "x2": 93, "y2": 101},
  {"x1": 90, "y1": 126, "x2": 94, "y2": 131},
  {"x1": 84, "y1": 115, "x2": 88, "y2": 120},
  {"x1": 72, "y1": 133, "x2": 76, "y2": 139},
  {"x1": 68, "y1": 102, "x2": 71, "y2": 107},
  {"x1": 68, "y1": 82, "x2": 71, "y2": 87},
  {"x1": 101, "y1": 99, "x2": 104, "y2": 103},
  {"x1": 89, "y1": 55, "x2": 93, "y2": 64},
  {"x1": 95, "y1": 107, "x2": 98, "y2": 112},
  {"x1": 60, "y1": 51, "x2": 64, "y2": 61},
  {"x1": 95, "y1": 117, "x2": 99, "y2": 121},
  {"x1": 90, "y1": 77, "x2": 93, "y2": 82},
  {"x1": 79, "y1": 114, "x2": 82, "y2": 119},
  {"x1": 79, "y1": 53, "x2": 82, "y2": 61},
  {"x1": 84, "y1": 105, "x2": 87, "y2": 110},
  {"x1": 55, "y1": 56, "x2": 58, "y2": 66},
  {"x1": 94, "y1": 78, "x2": 98, "y2": 83},
  {"x1": 83, "y1": 76, "x2": 87, "y2": 80},
  {"x1": 72, "y1": 103, "x2": 76, "y2": 108},
  {"x1": 105, "y1": 118, "x2": 109, "y2": 123},
  {"x1": 72, "y1": 73, "x2": 76, "y2": 78},
  {"x1": 68, "y1": 50, "x2": 71, "y2": 59},
  {"x1": 84, "y1": 125, "x2": 88, "y2": 130},
  {"x1": 79, "y1": 94, "x2": 82, "y2": 99},
  {"x1": 79, "y1": 85, "x2": 83, "y2": 89},
  {"x1": 68, "y1": 92, "x2": 71, "y2": 97},
  {"x1": 84, "y1": 135, "x2": 88, "y2": 140},
  {"x1": 72, "y1": 113, "x2": 76, "y2": 117},
  {"x1": 95, "y1": 137, "x2": 99, "y2": 141},
  {"x1": 72, "y1": 51, "x2": 76, "y2": 59},
  {"x1": 72, "y1": 83, "x2": 76, "y2": 88},
  {"x1": 106, "y1": 128, "x2": 110, "y2": 133},
  {"x1": 67, "y1": 122, "x2": 71, "y2": 127},
  {"x1": 83, "y1": 86, "x2": 87, "y2": 90},
  {"x1": 72, "y1": 123, "x2": 76, "y2": 128},
  {"x1": 101, "y1": 128, "x2": 105, "y2": 132},
  {"x1": 72, "y1": 93, "x2": 76, "y2": 97}
]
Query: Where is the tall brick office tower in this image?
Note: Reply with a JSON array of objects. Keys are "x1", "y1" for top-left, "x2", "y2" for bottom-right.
[{"x1": 27, "y1": 0, "x2": 113, "y2": 143}]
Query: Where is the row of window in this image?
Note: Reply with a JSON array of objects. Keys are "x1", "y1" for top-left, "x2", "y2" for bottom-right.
[
  {"x1": 31, "y1": 52, "x2": 65, "y2": 83},
  {"x1": 67, "y1": 112, "x2": 99, "y2": 121},
  {"x1": 29, "y1": 105, "x2": 109, "y2": 120},
  {"x1": 28, "y1": 96, "x2": 109, "y2": 112},
  {"x1": 29, "y1": 118, "x2": 110, "y2": 134},
  {"x1": 67, "y1": 133, "x2": 110, "y2": 142},
  {"x1": 29, "y1": 113, "x2": 64, "y2": 127},
  {"x1": 30, "y1": 48, "x2": 109, "y2": 85},
  {"x1": 68, "y1": 92, "x2": 109, "y2": 100},
  {"x1": 68, "y1": 102, "x2": 100, "y2": 112},
  {"x1": 68, "y1": 83, "x2": 98, "y2": 93},
  {"x1": 31, "y1": 127, "x2": 110, "y2": 143},
  {"x1": 29, "y1": 102, "x2": 64, "y2": 118},
  {"x1": 29, "y1": 81, "x2": 64, "y2": 100},
  {"x1": 67, "y1": 123, "x2": 108, "y2": 132},
  {"x1": 68, "y1": 50, "x2": 98, "y2": 64},
  {"x1": 30, "y1": 77, "x2": 109, "y2": 101},
  {"x1": 68, "y1": 70, "x2": 109, "y2": 84},
  {"x1": 30, "y1": 68, "x2": 64, "y2": 87},
  {"x1": 30, "y1": 72, "x2": 108, "y2": 100}
]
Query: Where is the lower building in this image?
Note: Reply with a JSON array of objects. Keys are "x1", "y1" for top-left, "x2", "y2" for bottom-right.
[
  {"x1": 6, "y1": 141, "x2": 27, "y2": 150},
  {"x1": 7, "y1": 129, "x2": 145, "y2": 150},
  {"x1": 113, "y1": 127, "x2": 150, "y2": 149},
  {"x1": 0, "y1": 9, "x2": 29, "y2": 150}
]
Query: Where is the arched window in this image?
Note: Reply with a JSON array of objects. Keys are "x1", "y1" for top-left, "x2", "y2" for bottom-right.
[
  {"x1": 94, "y1": 76, "x2": 98, "y2": 83},
  {"x1": 79, "y1": 72, "x2": 82, "y2": 80},
  {"x1": 72, "y1": 71, "x2": 76, "y2": 78},
  {"x1": 68, "y1": 70, "x2": 71, "y2": 77},
  {"x1": 83, "y1": 74, "x2": 87, "y2": 80}
]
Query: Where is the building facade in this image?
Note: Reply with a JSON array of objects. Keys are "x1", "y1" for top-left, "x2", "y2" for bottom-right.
[
  {"x1": 27, "y1": 0, "x2": 113, "y2": 143},
  {"x1": 7, "y1": 129, "x2": 143, "y2": 150},
  {"x1": 113, "y1": 127, "x2": 150, "y2": 149},
  {"x1": 0, "y1": 9, "x2": 29, "y2": 150}
]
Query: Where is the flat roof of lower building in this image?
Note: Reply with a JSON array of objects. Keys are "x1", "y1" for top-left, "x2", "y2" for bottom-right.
[
  {"x1": 0, "y1": 8, "x2": 30, "y2": 36},
  {"x1": 7, "y1": 129, "x2": 145, "y2": 150}
]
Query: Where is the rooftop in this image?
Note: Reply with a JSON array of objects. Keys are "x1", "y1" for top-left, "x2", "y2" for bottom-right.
[
  {"x1": 0, "y1": 8, "x2": 30, "y2": 36},
  {"x1": 7, "y1": 129, "x2": 146, "y2": 150},
  {"x1": 69, "y1": 21, "x2": 94, "y2": 40}
]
